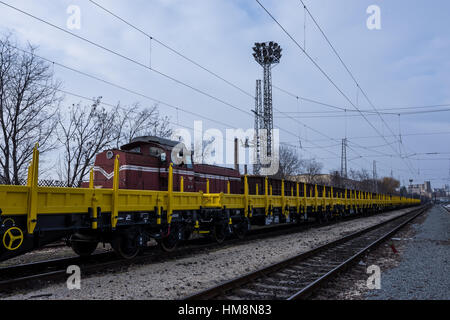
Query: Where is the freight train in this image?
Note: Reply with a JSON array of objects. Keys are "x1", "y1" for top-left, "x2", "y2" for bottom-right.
[{"x1": 0, "y1": 136, "x2": 420, "y2": 262}]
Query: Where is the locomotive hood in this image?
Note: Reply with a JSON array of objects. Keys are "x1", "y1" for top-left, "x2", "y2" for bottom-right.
[{"x1": 121, "y1": 136, "x2": 182, "y2": 151}]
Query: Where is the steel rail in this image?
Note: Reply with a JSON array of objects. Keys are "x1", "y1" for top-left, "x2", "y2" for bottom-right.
[
  {"x1": 0, "y1": 206, "x2": 412, "y2": 295},
  {"x1": 287, "y1": 205, "x2": 429, "y2": 299},
  {"x1": 0, "y1": 218, "x2": 333, "y2": 293},
  {"x1": 184, "y1": 205, "x2": 430, "y2": 300}
]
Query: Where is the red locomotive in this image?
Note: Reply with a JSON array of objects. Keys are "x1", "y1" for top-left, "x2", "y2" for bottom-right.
[{"x1": 92, "y1": 136, "x2": 241, "y2": 194}]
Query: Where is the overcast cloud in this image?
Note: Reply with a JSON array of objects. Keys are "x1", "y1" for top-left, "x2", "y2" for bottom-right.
[{"x1": 0, "y1": 0, "x2": 449, "y2": 187}]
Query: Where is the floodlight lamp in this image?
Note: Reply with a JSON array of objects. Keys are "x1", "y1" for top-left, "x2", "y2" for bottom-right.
[{"x1": 253, "y1": 41, "x2": 282, "y2": 65}]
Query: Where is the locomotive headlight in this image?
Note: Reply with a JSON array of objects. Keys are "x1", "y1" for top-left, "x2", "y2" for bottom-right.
[{"x1": 106, "y1": 151, "x2": 114, "y2": 160}]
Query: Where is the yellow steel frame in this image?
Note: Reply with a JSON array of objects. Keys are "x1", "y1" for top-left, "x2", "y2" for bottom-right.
[{"x1": 0, "y1": 146, "x2": 421, "y2": 235}]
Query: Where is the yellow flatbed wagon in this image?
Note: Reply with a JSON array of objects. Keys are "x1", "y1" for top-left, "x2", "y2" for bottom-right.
[{"x1": 0, "y1": 146, "x2": 420, "y2": 261}]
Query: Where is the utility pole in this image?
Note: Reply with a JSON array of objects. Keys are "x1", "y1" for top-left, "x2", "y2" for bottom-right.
[
  {"x1": 340, "y1": 138, "x2": 347, "y2": 178},
  {"x1": 448, "y1": 158, "x2": 450, "y2": 181},
  {"x1": 234, "y1": 138, "x2": 239, "y2": 173},
  {"x1": 373, "y1": 160, "x2": 377, "y2": 193}
]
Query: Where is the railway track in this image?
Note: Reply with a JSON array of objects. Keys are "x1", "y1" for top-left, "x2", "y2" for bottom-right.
[
  {"x1": 0, "y1": 206, "x2": 418, "y2": 296},
  {"x1": 185, "y1": 204, "x2": 430, "y2": 300},
  {"x1": 0, "y1": 217, "x2": 319, "y2": 294}
]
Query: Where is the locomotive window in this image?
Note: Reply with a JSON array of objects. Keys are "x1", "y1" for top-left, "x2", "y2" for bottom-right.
[
  {"x1": 185, "y1": 153, "x2": 193, "y2": 169},
  {"x1": 149, "y1": 147, "x2": 163, "y2": 157},
  {"x1": 174, "y1": 150, "x2": 193, "y2": 169},
  {"x1": 129, "y1": 146, "x2": 141, "y2": 153}
]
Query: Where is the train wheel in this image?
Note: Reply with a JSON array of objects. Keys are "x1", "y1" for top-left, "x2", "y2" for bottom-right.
[
  {"x1": 70, "y1": 234, "x2": 98, "y2": 257},
  {"x1": 316, "y1": 211, "x2": 327, "y2": 224},
  {"x1": 159, "y1": 236, "x2": 178, "y2": 252},
  {"x1": 111, "y1": 233, "x2": 140, "y2": 259},
  {"x1": 158, "y1": 225, "x2": 180, "y2": 252},
  {"x1": 234, "y1": 219, "x2": 249, "y2": 240},
  {"x1": 212, "y1": 223, "x2": 227, "y2": 243}
]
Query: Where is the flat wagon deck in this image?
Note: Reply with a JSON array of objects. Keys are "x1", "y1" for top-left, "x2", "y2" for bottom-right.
[{"x1": 0, "y1": 145, "x2": 420, "y2": 262}]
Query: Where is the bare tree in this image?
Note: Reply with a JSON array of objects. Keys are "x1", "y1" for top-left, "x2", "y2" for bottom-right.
[
  {"x1": 329, "y1": 170, "x2": 345, "y2": 188},
  {"x1": 349, "y1": 168, "x2": 373, "y2": 192},
  {"x1": 113, "y1": 103, "x2": 172, "y2": 149},
  {"x1": 274, "y1": 145, "x2": 302, "y2": 179},
  {"x1": 58, "y1": 99, "x2": 172, "y2": 186},
  {"x1": 301, "y1": 158, "x2": 323, "y2": 184},
  {"x1": 57, "y1": 98, "x2": 118, "y2": 187},
  {"x1": 399, "y1": 186, "x2": 408, "y2": 197},
  {"x1": 0, "y1": 35, "x2": 61, "y2": 185},
  {"x1": 193, "y1": 136, "x2": 215, "y2": 164},
  {"x1": 378, "y1": 177, "x2": 400, "y2": 194}
]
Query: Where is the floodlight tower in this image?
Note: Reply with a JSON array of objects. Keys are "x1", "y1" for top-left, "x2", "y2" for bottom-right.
[
  {"x1": 253, "y1": 41, "x2": 282, "y2": 156},
  {"x1": 253, "y1": 79, "x2": 263, "y2": 174}
]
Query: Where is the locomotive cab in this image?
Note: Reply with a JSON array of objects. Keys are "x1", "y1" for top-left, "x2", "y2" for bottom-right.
[
  {"x1": 91, "y1": 136, "x2": 241, "y2": 193},
  {"x1": 92, "y1": 136, "x2": 195, "y2": 191}
]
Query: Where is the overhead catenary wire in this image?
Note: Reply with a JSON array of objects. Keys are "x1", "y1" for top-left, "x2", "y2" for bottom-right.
[
  {"x1": 276, "y1": 103, "x2": 450, "y2": 114},
  {"x1": 274, "y1": 108, "x2": 450, "y2": 118},
  {"x1": 297, "y1": 0, "x2": 402, "y2": 146},
  {"x1": 73, "y1": 1, "x2": 438, "y2": 178},
  {"x1": 273, "y1": 84, "x2": 450, "y2": 115},
  {"x1": 1, "y1": 0, "x2": 435, "y2": 180},
  {"x1": 283, "y1": 131, "x2": 450, "y2": 143},
  {"x1": 6, "y1": 42, "x2": 349, "y2": 169},
  {"x1": 88, "y1": 0, "x2": 448, "y2": 178},
  {"x1": 83, "y1": 0, "x2": 390, "y2": 170},
  {"x1": 0, "y1": 0, "x2": 254, "y2": 118},
  {"x1": 1, "y1": 1, "x2": 345, "y2": 164},
  {"x1": 297, "y1": 0, "x2": 435, "y2": 181},
  {"x1": 85, "y1": 0, "x2": 361, "y2": 165},
  {"x1": 255, "y1": 0, "x2": 417, "y2": 178},
  {"x1": 86, "y1": 0, "x2": 399, "y2": 173},
  {"x1": 87, "y1": 0, "x2": 255, "y2": 100},
  {"x1": 269, "y1": 1, "x2": 422, "y2": 180}
]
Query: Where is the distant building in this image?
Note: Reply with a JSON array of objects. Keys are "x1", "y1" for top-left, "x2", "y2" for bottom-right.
[
  {"x1": 433, "y1": 187, "x2": 450, "y2": 202},
  {"x1": 408, "y1": 181, "x2": 432, "y2": 198}
]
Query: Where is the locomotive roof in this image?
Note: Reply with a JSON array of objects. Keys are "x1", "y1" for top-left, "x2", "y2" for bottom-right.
[{"x1": 121, "y1": 136, "x2": 181, "y2": 150}]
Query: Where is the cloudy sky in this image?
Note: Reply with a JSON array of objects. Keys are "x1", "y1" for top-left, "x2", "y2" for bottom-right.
[{"x1": 1, "y1": 0, "x2": 449, "y2": 188}]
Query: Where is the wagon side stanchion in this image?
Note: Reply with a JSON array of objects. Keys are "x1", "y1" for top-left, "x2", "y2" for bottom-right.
[{"x1": 27, "y1": 143, "x2": 39, "y2": 235}]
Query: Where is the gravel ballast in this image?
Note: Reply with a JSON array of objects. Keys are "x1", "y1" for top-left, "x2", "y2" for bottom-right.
[
  {"x1": 4, "y1": 207, "x2": 418, "y2": 300},
  {"x1": 365, "y1": 205, "x2": 450, "y2": 300}
]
